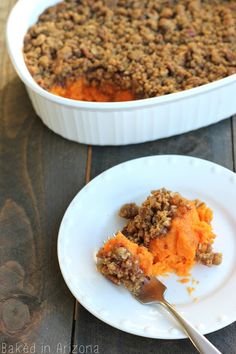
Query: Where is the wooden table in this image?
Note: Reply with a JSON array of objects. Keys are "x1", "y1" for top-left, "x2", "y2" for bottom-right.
[{"x1": 1, "y1": 2, "x2": 236, "y2": 353}]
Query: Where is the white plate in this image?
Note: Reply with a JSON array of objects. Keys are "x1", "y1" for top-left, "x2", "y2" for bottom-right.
[{"x1": 58, "y1": 155, "x2": 236, "y2": 339}]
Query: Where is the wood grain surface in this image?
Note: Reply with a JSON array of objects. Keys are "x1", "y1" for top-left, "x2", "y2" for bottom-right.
[
  {"x1": 233, "y1": 117, "x2": 236, "y2": 169},
  {"x1": 1, "y1": 1, "x2": 236, "y2": 353},
  {"x1": 1, "y1": 1, "x2": 87, "y2": 352}
]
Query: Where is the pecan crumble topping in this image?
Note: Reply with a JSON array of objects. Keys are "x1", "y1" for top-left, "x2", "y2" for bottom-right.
[
  {"x1": 120, "y1": 188, "x2": 191, "y2": 246},
  {"x1": 23, "y1": 0, "x2": 236, "y2": 100},
  {"x1": 195, "y1": 242, "x2": 222, "y2": 266},
  {"x1": 97, "y1": 245, "x2": 146, "y2": 294}
]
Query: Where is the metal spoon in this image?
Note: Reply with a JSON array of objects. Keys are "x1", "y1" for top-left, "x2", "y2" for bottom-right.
[{"x1": 135, "y1": 277, "x2": 221, "y2": 354}]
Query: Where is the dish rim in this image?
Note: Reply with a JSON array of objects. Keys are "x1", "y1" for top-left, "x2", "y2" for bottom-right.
[{"x1": 6, "y1": 0, "x2": 236, "y2": 111}]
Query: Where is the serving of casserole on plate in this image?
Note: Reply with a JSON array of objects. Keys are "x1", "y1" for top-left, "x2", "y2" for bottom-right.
[{"x1": 57, "y1": 155, "x2": 236, "y2": 338}]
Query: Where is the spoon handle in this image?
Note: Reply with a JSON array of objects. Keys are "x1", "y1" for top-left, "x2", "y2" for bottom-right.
[{"x1": 161, "y1": 300, "x2": 222, "y2": 354}]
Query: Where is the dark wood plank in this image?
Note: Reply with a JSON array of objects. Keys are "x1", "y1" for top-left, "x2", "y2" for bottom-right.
[
  {"x1": 0, "y1": 79, "x2": 87, "y2": 353},
  {"x1": 75, "y1": 118, "x2": 235, "y2": 354},
  {"x1": 0, "y1": 1, "x2": 88, "y2": 351},
  {"x1": 91, "y1": 118, "x2": 233, "y2": 174},
  {"x1": 233, "y1": 116, "x2": 236, "y2": 172}
]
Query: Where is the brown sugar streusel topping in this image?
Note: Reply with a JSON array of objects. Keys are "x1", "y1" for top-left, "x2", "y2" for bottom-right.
[
  {"x1": 23, "y1": 0, "x2": 236, "y2": 99},
  {"x1": 196, "y1": 242, "x2": 222, "y2": 266},
  {"x1": 119, "y1": 188, "x2": 191, "y2": 246},
  {"x1": 97, "y1": 245, "x2": 146, "y2": 294},
  {"x1": 119, "y1": 188, "x2": 222, "y2": 265}
]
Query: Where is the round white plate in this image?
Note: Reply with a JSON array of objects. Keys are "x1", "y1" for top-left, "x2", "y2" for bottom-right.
[{"x1": 58, "y1": 155, "x2": 236, "y2": 339}]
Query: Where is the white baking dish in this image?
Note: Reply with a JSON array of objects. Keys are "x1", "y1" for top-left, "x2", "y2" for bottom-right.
[{"x1": 6, "y1": 0, "x2": 236, "y2": 146}]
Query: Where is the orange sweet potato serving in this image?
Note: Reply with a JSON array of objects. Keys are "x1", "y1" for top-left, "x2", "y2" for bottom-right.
[
  {"x1": 51, "y1": 78, "x2": 134, "y2": 102},
  {"x1": 96, "y1": 189, "x2": 222, "y2": 293},
  {"x1": 150, "y1": 200, "x2": 216, "y2": 276}
]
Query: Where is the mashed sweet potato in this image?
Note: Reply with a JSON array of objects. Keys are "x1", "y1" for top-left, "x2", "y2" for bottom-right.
[
  {"x1": 51, "y1": 78, "x2": 134, "y2": 102},
  {"x1": 97, "y1": 189, "x2": 222, "y2": 292},
  {"x1": 150, "y1": 201, "x2": 216, "y2": 276}
]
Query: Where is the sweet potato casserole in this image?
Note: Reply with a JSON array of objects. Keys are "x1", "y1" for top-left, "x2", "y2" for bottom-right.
[
  {"x1": 97, "y1": 189, "x2": 222, "y2": 293},
  {"x1": 23, "y1": 0, "x2": 236, "y2": 102}
]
